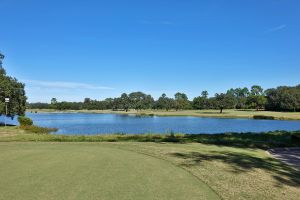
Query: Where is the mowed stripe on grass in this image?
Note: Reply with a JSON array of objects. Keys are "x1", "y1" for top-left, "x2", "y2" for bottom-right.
[{"x1": 0, "y1": 143, "x2": 219, "y2": 200}]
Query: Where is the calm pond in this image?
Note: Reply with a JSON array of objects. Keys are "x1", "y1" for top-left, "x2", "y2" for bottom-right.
[{"x1": 4, "y1": 112, "x2": 300, "y2": 135}]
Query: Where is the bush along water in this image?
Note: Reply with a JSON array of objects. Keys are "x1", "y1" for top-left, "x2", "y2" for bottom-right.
[
  {"x1": 18, "y1": 116, "x2": 57, "y2": 134},
  {"x1": 17, "y1": 116, "x2": 33, "y2": 126},
  {"x1": 253, "y1": 115, "x2": 275, "y2": 120}
]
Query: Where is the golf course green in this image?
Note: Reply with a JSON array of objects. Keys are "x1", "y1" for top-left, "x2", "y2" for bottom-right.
[{"x1": 0, "y1": 142, "x2": 219, "y2": 200}]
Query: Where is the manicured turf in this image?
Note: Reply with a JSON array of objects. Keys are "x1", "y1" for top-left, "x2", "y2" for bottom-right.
[
  {"x1": 1, "y1": 127, "x2": 300, "y2": 199},
  {"x1": 0, "y1": 143, "x2": 219, "y2": 200},
  {"x1": 28, "y1": 109, "x2": 300, "y2": 120}
]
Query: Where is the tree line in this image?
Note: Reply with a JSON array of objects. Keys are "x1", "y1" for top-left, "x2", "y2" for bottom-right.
[
  {"x1": 28, "y1": 84, "x2": 300, "y2": 113},
  {"x1": 1, "y1": 52, "x2": 299, "y2": 117}
]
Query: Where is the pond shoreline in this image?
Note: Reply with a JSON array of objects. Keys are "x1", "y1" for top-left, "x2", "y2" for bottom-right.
[
  {"x1": 1, "y1": 126, "x2": 300, "y2": 149},
  {"x1": 26, "y1": 109, "x2": 300, "y2": 120}
]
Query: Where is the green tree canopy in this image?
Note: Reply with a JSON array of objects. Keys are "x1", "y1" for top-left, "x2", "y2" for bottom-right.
[
  {"x1": 215, "y1": 93, "x2": 235, "y2": 113},
  {"x1": 247, "y1": 85, "x2": 266, "y2": 110},
  {"x1": 120, "y1": 93, "x2": 130, "y2": 112},
  {"x1": 265, "y1": 85, "x2": 300, "y2": 111},
  {"x1": 0, "y1": 67, "x2": 27, "y2": 118},
  {"x1": 128, "y1": 92, "x2": 154, "y2": 110},
  {"x1": 192, "y1": 91, "x2": 209, "y2": 110},
  {"x1": 156, "y1": 93, "x2": 174, "y2": 111},
  {"x1": 174, "y1": 92, "x2": 190, "y2": 110}
]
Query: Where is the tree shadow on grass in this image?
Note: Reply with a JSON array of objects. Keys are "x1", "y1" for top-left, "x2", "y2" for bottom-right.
[
  {"x1": 170, "y1": 151, "x2": 300, "y2": 187},
  {"x1": 181, "y1": 131, "x2": 300, "y2": 149}
]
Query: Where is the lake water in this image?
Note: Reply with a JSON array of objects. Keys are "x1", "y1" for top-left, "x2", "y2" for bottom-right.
[{"x1": 3, "y1": 112, "x2": 300, "y2": 135}]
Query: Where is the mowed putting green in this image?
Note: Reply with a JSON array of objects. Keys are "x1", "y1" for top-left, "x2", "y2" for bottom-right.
[{"x1": 0, "y1": 143, "x2": 219, "y2": 200}]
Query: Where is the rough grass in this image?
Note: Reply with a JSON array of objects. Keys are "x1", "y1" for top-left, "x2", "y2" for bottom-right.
[
  {"x1": 1, "y1": 127, "x2": 300, "y2": 149},
  {"x1": 19, "y1": 125, "x2": 58, "y2": 134},
  {"x1": 27, "y1": 109, "x2": 300, "y2": 120},
  {"x1": 115, "y1": 142, "x2": 300, "y2": 200}
]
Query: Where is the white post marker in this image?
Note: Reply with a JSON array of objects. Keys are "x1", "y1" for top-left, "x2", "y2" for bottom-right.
[{"x1": 4, "y1": 98, "x2": 9, "y2": 127}]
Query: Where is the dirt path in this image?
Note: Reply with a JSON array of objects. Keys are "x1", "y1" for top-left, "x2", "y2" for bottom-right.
[{"x1": 268, "y1": 148, "x2": 300, "y2": 170}]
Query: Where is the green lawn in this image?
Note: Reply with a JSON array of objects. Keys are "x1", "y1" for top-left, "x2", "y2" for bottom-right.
[
  {"x1": 1, "y1": 127, "x2": 300, "y2": 200},
  {"x1": 0, "y1": 142, "x2": 218, "y2": 200},
  {"x1": 28, "y1": 109, "x2": 300, "y2": 120}
]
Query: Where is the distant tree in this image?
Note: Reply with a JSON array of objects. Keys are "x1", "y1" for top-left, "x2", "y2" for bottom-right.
[
  {"x1": 265, "y1": 85, "x2": 300, "y2": 112},
  {"x1": 27, "y1": 102, "x2": 50, "y2": 109},
  {"x1": 129, "y1": 92, "x2": 143, "y2": 110},
  {"x1": 84, "y1": 98, "x2": 91, "y2": 104},
  {"x1": 143, "y1": 95, "x2": 155, "y2": 109},
  {"x1": 247, "y1": 85, "x2": 266, "y2": 110},
  {"x1": 156, "y1": 93, "x2": 166, "y2": 110},
  {"x1": 174, "y1": 92, "x2": 189, "y2": 110},
  {"x1": 192, "y1": 96, "x2": 203, "y2": 109},
  {"x1": 120, "y1": 93, "x2": 130, "y2": 112},
  {"x1": 251, "y1": 85, "x2": 263, "y2": 96},
  {"x1": 104, "y1": 98, "x2": 114, "y2": 109},
  {"x1": 207, "y1": 97, "x2": 218, "y2": 109},
  {"x1": 201, "y1": 91, "x2": 208, "y2": 98},
  {"x1": 94, "y1": 100, "x2": 108, "y2": 110},
  {"x1": 156, "y1": 93, "x2": 174, "y2": 111},
  {"x1": 235, "y1": 87, "x2": 250, "y2": 109},
  {"x1": 128, "y1": 92, "x2": 153, "y2": 110},
  {"x1": 51, "y1": 98, "x2": 57, "y2": 105},
  {"x1": 215, "y1": 93, "x2": 235, "y2": 113},
  {"x1": 111, "y1": 97, "x2": 121, "y2": 110},
  {"x1": 50, "y1": 98, "x2": 58, "y2": 109},
  {"x1": 83, "y1": 97, "x2": 98, "y2": 110},
  {"x1": 226, "y1": 87, "x2": 249, "y2": 109},
  {"x1": 192, "y1": 91, "x2": 209, "y2": 109}
]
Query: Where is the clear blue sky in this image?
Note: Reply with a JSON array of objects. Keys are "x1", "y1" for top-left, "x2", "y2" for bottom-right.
[{"x1": 1, "y1": 0, "x2": 299, "y2": 102}]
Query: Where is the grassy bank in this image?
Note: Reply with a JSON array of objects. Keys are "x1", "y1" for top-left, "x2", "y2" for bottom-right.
[
  {"x1": 27, "y1": 109, "x2": 300, "y2": 120},
  {"x1": 1, "y1": 126, "x2": 300, "y2": 149}
]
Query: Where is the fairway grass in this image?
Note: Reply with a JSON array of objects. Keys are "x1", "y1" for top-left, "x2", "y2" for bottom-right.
[
  {"x1": 0, "y1": 142, "x2": 219, "y2": 200},
  {"x1": 0, "y1": 141, "x2": 300, "y2": 200},
  {"x1": 28, "y1": 109, "x2": 300, "y2": 120}
]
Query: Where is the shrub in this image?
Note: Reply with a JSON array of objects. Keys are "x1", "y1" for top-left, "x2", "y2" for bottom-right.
[
  {"x1": 20, "y1": 125, "x2": 58, "y2": 134},
  {"x1": 18, "y1": 116, "x2": 33, "y2": 126},
  {"x1": 291, "y1": 134, "x2": 300, "y2": 142},
  {"x1": 253, "y1": 115, "x2": 275, "y2": 120},
  {"x1": 162, "y1": 131, "x2": 180, "y2": 142}
]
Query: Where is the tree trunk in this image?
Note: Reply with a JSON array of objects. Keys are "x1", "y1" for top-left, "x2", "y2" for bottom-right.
[{"x1": 220, "y1": 108, "x2": 223, "y2": 113}]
